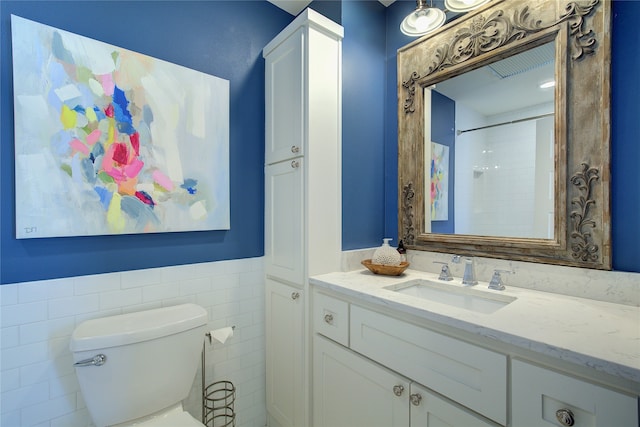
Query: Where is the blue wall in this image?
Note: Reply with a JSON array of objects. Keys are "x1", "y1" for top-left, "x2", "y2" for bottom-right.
[
  {"x1": 1, "y1": 0, "x2": 638, "y2": 284},
  {"x1": 341, "y1": 0, "x2": 387, "y2": 250},
  {"x1": 0, "y1": 1, "x2": 292, "y2": 284},
  {"x1": 611, "y1": 0, "x2": 640, "y2": 272}
]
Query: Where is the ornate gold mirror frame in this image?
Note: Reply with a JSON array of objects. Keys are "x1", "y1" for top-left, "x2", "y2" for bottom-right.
[{"x1": 397, "y1": 0, "x2": 611, "y2": 269}]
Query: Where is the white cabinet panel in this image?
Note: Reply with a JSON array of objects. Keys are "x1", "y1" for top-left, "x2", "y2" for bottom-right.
[
  {"x1": 512, "y1": 359, "x2": 638, "y2": 427},
  {"x1": 313, "y1": 335, "x2": 410, "y2": 427},
  {"x1": 350, "y1": 305, "x2": 507, "y2": 425},
  {"x1": 265, "y1": 279, "x2": 305, "y2": 427},
  {"x1": 313, "y1": 291, "x2": 349, "y2": 347},
  {"x1": 265, "y1": 28, "x2": 304, "y2": 165},
  {"x1": 264, "y1": 9, "x2": 343, "y2": 426},
  {"x1": 410, "y1": 382, "x2": 498, "y2": 427},
  {"x1": 265, "y1": 159, "x2": 304, "y2": 285}
]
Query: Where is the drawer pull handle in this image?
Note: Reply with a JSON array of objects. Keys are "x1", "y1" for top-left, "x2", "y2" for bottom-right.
[
  {"x1": 291, "y1": 145, "x2": 300, "y2": 153},
  {"x1": 291, "y1": 160, "x2": 299, "y2": 169},
  {"x1": 291, "y1": 292, "x2": 300, "y2": 300},
  {"x1": 392, "y1": 385, "x2": 404, "y2": 396},
  {"x1": 410, "y1": 393, "x2": 422, "y2": 406},
  {"x1": 324, "y1": 314, "x2": 334, "y2": 325},
  {"x1": 555, "y1": 409, "x2": 575, "y2": 426}
]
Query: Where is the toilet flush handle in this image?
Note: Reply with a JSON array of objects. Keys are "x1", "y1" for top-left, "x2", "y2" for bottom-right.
[{"x1": 73, "y1": 354, "x2": 107, "y2": 367}]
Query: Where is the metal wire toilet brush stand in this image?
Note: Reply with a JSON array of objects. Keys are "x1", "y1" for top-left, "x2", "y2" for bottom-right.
[{"x1": 201, "y1": 339, "x2": 236, "y2": 427}]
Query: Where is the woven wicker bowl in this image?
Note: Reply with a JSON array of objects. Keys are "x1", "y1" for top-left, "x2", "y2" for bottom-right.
[{"x1": 361, "y1": 259, "x2": 410, "y2": 276}]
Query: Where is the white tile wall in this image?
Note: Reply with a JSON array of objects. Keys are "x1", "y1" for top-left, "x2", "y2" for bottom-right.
[{"x1": 0, "y1": 257, "x2": 266, "y2": 427}]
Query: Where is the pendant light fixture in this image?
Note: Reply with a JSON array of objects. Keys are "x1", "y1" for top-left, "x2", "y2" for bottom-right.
[
  {"x1": 400, "y1": 0, "x2": 446, "y2": 37},
  {"x1": 444, "y1": 0, "x2": 490, "y2": 13}
]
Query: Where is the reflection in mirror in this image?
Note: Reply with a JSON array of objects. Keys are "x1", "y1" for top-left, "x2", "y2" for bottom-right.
[{"x1": 425, "y1": 42, "x2": 555, "y2": 239}]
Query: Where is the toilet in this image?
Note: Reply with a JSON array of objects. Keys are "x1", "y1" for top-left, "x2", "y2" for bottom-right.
[{"x1": 70, "y1": 304, "x2": 208, "y2": 427}]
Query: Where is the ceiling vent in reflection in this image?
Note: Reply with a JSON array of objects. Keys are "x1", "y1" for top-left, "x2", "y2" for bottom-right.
[{"x1": 488, "y1": 43, "x2": 555, "y2": 79}]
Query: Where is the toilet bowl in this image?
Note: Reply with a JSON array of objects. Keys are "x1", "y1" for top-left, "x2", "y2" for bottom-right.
[{"x1": 70, "y1": 304, "x2": 208, "y2": 427}]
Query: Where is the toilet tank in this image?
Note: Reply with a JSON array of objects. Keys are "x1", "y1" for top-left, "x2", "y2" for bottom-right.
[{"x1": 70, "y1": 304, "x2": 208, "y2": 427}]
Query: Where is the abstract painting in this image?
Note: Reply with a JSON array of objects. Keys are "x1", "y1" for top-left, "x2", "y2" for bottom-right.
[
  {"x1": 430, "y1": 142, "x2": 449, "y2": 221},
  {"x1": 11, "y1": 15, "x2": 230, "y2": 239}
]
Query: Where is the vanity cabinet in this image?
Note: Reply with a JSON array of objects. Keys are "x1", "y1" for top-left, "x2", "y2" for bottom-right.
[
  {"x1": 313, "y1": 335, "x2": 496, "y2": 427},
  {"x1": 511, "y1": 359, "x2": 638, "y2": 427},
  {"x1": 313, "y1": 335, "x2": 410, "y2": 427},
  {"x1": 312, "y1": 288, "x2": 639, "y2": 427},
  {"x1": 312, "y1": 291, "x2": 501, "y2": 426},
  {"x1": 263, "y1": 9, "x2": 343, "y2": 427},
  {"x1": 350, "y1": 305, "x2": 507, "y2": 425}
]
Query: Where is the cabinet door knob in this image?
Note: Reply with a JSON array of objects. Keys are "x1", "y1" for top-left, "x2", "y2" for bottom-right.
[
  {"x1": 291, "y1": 160, "x2": 299, "y2": 169},
  {"x1": 555, "y1": 409, "x2": 575, "y2": 426},
  {"x1": 324, "y1": 314, "x2": 334, "y2": 325},
  {"x1": 392, "y1": 385, "x2": 404, "y2": 396},
  {"x1": 291, "y1": 145, "x2": 300, "y2": 153},
  {"x1": 410, "y1": 393, "x2": 422, "y2": 406},
  {"x1": 291, "y1": 292, "x2": 300, "y2": 300}
]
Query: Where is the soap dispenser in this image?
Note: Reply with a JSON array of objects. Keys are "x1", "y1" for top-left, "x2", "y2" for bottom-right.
[
  {"x1": 397, "y1": 240, "x2": 407, "y2": 263},
  {"x1": 372, "y1": 238, "x2": 402, "y2": 266}
]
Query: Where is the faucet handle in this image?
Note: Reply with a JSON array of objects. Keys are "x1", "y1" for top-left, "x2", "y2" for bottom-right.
[
  {"x1": 433, "y1": 262, "x2": 453, "y2": 281},
  {"x1": 488, "y1": 269, "x2": 513, "y2": 291}
]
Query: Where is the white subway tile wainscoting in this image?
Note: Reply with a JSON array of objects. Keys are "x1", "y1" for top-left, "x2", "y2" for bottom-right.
[{"x1": 0, "y1": 257, "x2": 266, "y2": 427}]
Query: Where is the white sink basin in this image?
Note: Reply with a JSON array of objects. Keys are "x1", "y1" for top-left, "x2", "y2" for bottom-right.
[{"x1": 384, "y1": 279, "x2": 516, "y2": 314}]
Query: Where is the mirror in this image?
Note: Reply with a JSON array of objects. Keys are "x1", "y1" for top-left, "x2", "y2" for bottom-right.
[
  {"x1": 397, "y1": 0, "x2": 611, "y2": 269},
  {"x1": 425, "y1": 42, "x2": 555, "y2": 239}
]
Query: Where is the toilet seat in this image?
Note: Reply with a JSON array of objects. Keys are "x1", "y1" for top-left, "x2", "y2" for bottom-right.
[{"x1": 117, "y1": 407, "x2": 204, "y2": 427}]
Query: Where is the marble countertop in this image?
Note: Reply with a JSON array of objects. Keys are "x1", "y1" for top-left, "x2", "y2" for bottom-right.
[{"x1": 310, "y1": 268, "x2": 640, "y2": 385}]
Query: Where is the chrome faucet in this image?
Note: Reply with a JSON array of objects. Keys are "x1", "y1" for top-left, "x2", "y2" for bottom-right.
[
  {"x1": 452, "y1": 255, "x2": 478, "y2": 286},
  {"x1": 433, "y1": 262, "x2": 453, "y2": 281},
  {"x1": 488, "y1": 269, "x2": 513, "y2": 290}
]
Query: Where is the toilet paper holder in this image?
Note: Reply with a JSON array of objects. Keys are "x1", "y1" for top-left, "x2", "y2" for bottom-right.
[
  {"x1": 205, "y1": 326, "x2": 235, "y2": 345},
  {"x1": 202, "y1": 326, "x2": 236, "y2": 426}
]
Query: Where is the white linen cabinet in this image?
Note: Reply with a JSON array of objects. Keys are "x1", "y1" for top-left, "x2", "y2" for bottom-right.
[{"x1": 263, "y1": 9, "x2": 343, "y2": 427}]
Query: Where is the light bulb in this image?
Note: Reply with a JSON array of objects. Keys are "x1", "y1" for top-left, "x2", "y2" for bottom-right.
[{"x1": 414, "y1": 12, "x2": 432, "y2": 31}]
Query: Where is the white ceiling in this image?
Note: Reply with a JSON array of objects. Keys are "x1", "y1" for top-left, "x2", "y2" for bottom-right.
[{"x1": 267, "y1": 0, "x2": 395, "y2": 16}]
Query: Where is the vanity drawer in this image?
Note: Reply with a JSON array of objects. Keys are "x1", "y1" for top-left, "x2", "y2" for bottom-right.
[
  {"x1": 350, "y1": 305, "x2": 507, "y2": 425},
  {"x1": 313, "y1": 292, "x2": 349, "y2": 346},
  {"x1": 512, "y1": 359, "x2": 638, "y2": 427}
]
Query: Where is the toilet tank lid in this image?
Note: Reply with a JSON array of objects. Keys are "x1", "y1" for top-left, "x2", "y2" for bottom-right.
[{"x1": 70, "y1": 304, "x2": 207, "y2": 352}]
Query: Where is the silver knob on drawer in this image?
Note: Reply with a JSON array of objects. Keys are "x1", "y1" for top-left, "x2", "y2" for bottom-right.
[
  {"x1": 410, "y1": 393, "x2": 422, "y2": 406},
  {"x1": 555, "y1": 409, "x2": 575, "y2": 426},
  {"x1": 324, "y1": 314, "x2": 334, "y2": 325},
  {"x1": 291, "y1": 292, "x2": 300, "y2": 300},
  {"x1": 291, "y1": 145, "x2": 300, "y2": 153},
  {"x1": 291, "y1": 160, "x2": 299, "y2": 169},
  {"x1": 392, "y1": 385, "x2": 404, "y2": 396}
]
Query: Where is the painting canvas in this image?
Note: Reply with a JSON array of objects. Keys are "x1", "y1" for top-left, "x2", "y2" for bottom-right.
[
  {"x1": 11, "y1": 15, "x2": 230, "y2": 239},
  {"x1": 430, "y1": 142, "x2": 449, "y2": 221}
]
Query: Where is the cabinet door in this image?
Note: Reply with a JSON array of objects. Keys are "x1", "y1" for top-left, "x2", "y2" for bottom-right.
[
  {"x1": 410, "y1": 382, "x2": 498, "y2": 427},
  {"x1": 313, "y1": 335, "x2": 410, "y2": 427},
  {"x1": 265, "y1": 159, "x2": 304, "y2": 285},
  {"x1": 265, "y1": 27, "x2": 304, "y2": 165},
  {"x1": 266, "y1": 279, "x2": 305, "y2": 427},
  {"x1": 512, "y1": 359, "x2": 638, "y2": 427},
  {"x1": 350, "y1": 305, "x2": 507, "y2": 425}
]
